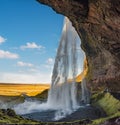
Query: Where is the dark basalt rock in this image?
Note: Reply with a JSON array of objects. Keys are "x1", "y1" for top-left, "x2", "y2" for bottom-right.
[
  {"x1": 0, "y1": 108, "x2": 16, "y2": 117},
  {"x1": 37, "y1": 0, "x2": 120, "y2": 92},
  {"x1": 6, "y1": 108, "x2": 16, "y2": 117}
]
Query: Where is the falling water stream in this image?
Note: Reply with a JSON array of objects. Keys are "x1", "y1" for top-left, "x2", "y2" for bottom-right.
[
  {"x1": 48, "y1": 17, "x2": 79, "y2": 107},
  {"x1": 47, "y1": 17, "x2": 88, "y2": 119},
  {"x1": 48, "y1": 17, "x2": 80, "y2": 113},
  {"x1": 13, "y1": 17, "x2": 92, "y2": 121}
]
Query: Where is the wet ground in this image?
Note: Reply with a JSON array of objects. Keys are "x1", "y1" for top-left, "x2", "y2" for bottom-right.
[{"x1": 22, "y1": 105, "x2": 106, "y2": 122}]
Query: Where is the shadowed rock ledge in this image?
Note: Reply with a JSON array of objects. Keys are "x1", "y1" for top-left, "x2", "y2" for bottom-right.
[{"x1": 37, "y1": 0, "x2": 120, "y2": 92}]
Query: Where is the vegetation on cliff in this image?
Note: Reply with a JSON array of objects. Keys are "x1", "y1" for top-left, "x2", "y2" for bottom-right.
[{"x1": 91, "y1": 92, "x2": 120, "y2": 125}]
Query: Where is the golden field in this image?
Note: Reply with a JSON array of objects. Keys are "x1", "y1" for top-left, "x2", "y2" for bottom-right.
[{"x1": 0, "y1": 83, "x2": 50, "y2": 96}]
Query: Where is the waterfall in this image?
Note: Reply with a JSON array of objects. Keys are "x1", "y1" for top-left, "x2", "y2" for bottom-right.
[
  {"x1": 13, "y1": 17, "x2": 90, "y2": 121},
  {"x1": 47, "y1": 17, "x2": 85, "y2": 118},
  {"x1": 46, "y1": 17, "x2": 90, "y2": 120},
  {"x1": 81, "y1": 78, "x2": 90, "y2": 104}
]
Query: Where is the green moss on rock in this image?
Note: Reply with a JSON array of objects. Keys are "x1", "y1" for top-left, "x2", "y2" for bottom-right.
[
  {"x1": 91, "y1": 92, "x2": 120, "y2": 115},
  {"x1": 90, "y1": 92, "x2": 120, "y2": 125}
]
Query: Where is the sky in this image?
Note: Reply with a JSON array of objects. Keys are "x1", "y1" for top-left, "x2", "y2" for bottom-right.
[{"x1": 0, "y1": 0, "x2": 64, "y2": 83}]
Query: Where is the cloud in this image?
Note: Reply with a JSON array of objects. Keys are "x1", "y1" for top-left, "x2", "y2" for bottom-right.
[
  {"x1": 20, "y1": 42, "x2": 44, "y2": 50},
  {"x1": 46, "y1": 58, "x2": 54, "y2": 65},
  {"x1": 44, "y1": 64, "x2": 53, "y2": 69},
  {"x1": 17, "y1": 61, "x2": 33, "y2": 67},
  {"x1": 0, "y1": 72, "x2": 51, "y2": 83},
  {"x1": 44, "y1": 58, "x2": 54, "y2": 70},
  {"x1": 0, "y1": 36, "x2": 6, "y2": 44},
  {"x1": 29, "y1": 68, "x2": 38, "y2": 72},
  {"x1": 0, "y1": 50, "x2": 19, "y2": 59}
]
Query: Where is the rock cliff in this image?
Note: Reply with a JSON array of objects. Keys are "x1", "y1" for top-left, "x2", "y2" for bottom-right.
[{"x1": 37, "y1": 0, "x2": 120, "y2": 92}]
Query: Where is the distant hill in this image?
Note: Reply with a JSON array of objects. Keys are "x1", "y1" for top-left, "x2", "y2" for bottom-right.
[{"x1": 34, "y1": 89, "x2": 49, "y2": 100}]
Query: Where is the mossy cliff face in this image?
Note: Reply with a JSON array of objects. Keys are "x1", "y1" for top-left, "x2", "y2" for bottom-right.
[{"x1": 37, "y1": 0, "x2": 120, "y2": 92}]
